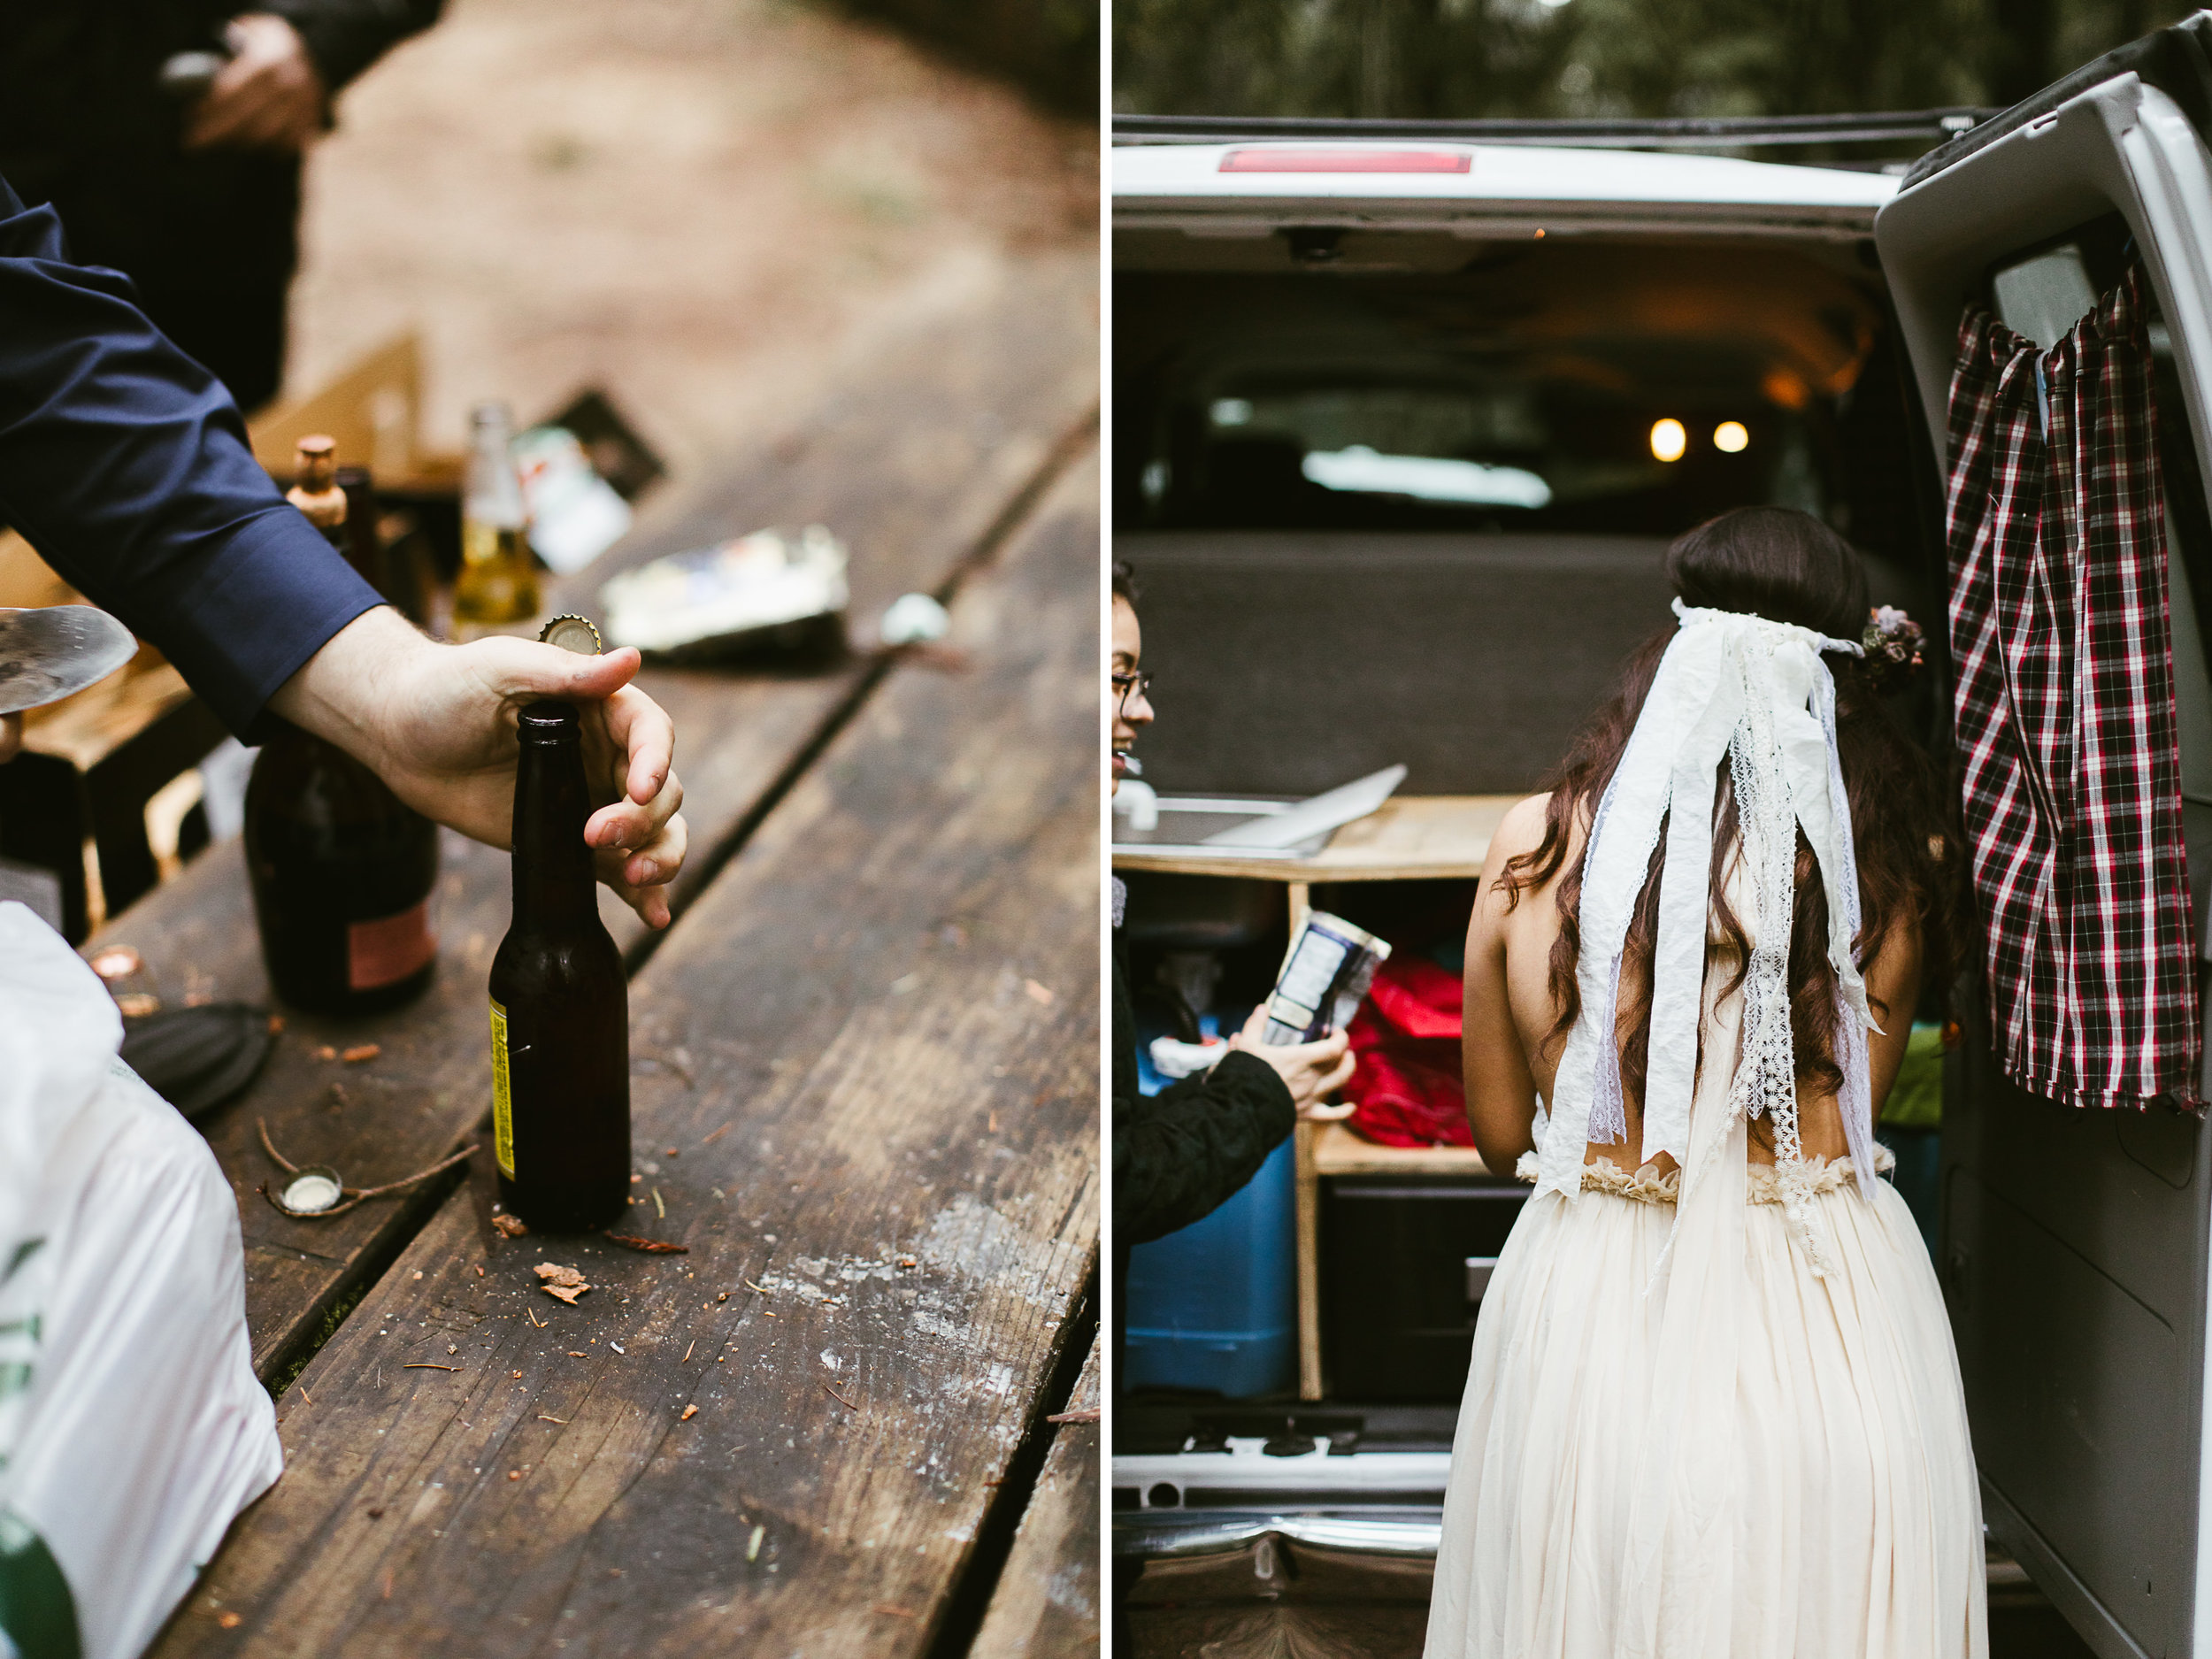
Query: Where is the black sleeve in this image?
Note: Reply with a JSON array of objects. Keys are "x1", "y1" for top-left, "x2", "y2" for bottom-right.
[
  {"x1": 0, "y1": 180, "x2": 380, "y2": 740},
  {"x1": 1114, "y1": 1050, "x2": 1296, "y2": 1248},
  {"x1": 258, "y1": 0, "x2": 448, "y2": 96}
]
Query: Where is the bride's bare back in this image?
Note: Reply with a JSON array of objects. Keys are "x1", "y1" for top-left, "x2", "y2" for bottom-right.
[{"x1": 1461, "y1": 792, "x2": 1924, "y2": 1176}]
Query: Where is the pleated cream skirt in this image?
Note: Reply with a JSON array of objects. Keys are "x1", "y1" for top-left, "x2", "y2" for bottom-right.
[{"x1": 1423, "y1": 1143, "x2": 1987, "y2": 1659}]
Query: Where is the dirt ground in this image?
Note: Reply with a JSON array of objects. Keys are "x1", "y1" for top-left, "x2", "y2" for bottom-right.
[{"x1": 287, "y1": 0, "x2": 1098, "y2": 483}]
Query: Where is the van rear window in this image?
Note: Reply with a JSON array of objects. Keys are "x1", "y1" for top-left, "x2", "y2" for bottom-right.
[{"x1": 1114, "y1": 237, "x2": 1923, "y2": 557}]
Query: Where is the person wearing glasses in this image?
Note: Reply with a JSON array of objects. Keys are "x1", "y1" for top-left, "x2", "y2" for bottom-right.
[{"x1": 1109, "y1": 559, "x2": 1353, "y2": 1379}]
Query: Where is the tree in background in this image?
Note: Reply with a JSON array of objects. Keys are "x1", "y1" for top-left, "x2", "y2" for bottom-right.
[
  {"x1": 1114, "y1": 0, "x2": 1577, "y2": 118},
  {"x1": 1114, "y1": 0, "x2": 2200, "y2": 119}
]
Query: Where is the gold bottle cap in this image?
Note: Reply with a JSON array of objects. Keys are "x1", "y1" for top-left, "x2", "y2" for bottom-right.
[
  {"x1": 539, "y1": 614, "x2": 603, "y2": 655},
  {"x1": 287, "y1": 434, "x2": 348, "y2": 529}
]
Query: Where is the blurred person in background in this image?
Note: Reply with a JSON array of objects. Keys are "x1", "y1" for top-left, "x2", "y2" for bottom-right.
[
  {"x1": 1110, "y1": 559, "x2": 1354, "y2": 1377},
  {"x1": 0, "y1": 3, "x2": 444, "y2": 414}
]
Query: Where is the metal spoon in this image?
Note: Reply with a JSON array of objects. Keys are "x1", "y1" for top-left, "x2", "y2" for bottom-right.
[{"x1": 0, "y1": 606, "x2": 136, "y2": 716}]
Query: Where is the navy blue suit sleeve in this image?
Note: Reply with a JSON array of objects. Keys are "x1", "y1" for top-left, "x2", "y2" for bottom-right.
[{"x1": 0, "y1": 180, "x2": 379, "y2": 741}]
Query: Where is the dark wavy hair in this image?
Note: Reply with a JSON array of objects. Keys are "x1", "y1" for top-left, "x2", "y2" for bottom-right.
[{"x1": 1497, "y1": 506, "x2": 1952, "y2": 1107}]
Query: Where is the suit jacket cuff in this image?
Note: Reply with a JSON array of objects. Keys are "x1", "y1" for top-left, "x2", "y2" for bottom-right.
[{"x1": 150, "y1": 507, "x2": 383, "y2": 742}]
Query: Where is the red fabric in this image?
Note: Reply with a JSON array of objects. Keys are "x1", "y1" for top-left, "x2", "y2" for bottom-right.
[{"x1": 1343, "y1": 956, "x2": 1471, "y2": 1148}]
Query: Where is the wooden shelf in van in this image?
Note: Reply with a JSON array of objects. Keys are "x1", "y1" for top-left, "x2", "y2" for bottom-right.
[
  {"x1": 1310, "y1": 1120, "x2": 1492, "y2": 1177},
  {"x1": 1116, "y1": 793, "x2": 1523, "y2": 1401},
  {"x1": 1112, "y1": 793, "x2": 1520, "y2": 882}
]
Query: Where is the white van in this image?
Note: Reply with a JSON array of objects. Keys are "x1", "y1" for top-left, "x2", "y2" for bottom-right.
[{"x1": 1112, "y1": 18, "x2": 2212, "y2": 1656}]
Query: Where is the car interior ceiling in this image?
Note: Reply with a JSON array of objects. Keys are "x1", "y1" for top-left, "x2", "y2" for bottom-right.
[
  {"x1": 1111, "y1": 233, "x2": 1945, "y2": 803},
  {"x1": 1114, "y1": 235, "x2": 1929, "y2": 556}
]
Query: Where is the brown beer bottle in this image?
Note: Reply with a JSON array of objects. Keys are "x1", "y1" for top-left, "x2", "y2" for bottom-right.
[
  {"x1": 488, "y1": 698, "x2": 629, "y2": 1229},
  {"x1": 242, "y1": 437, "x2": 441, "y2": 1014}
]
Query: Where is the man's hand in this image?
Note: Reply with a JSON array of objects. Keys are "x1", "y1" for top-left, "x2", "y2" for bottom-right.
[
  {"x1": 184, "y1": 15, "x2": 326, "y2": 153},
  {"x1": 1229, "y1": 1005, "x2": 1356, "y2": 1120},
  {"x1": 272, "y1": 607, "x2": 688, "y2": 927}
]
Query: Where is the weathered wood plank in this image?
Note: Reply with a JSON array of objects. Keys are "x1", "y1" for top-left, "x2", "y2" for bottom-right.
[
  {"x1": 571, "y1": 247, "x2": 1099, "y2": 955},
  {"x1": 971, "y1": 1335, "x2": 1102, "y2": 1659},
  {"x1": 150, "y1": 451, "x2": 1101, "y2": 1657},
  {"x1": 84, "y1": 257, "x2": 1096, "y2": 1384}
]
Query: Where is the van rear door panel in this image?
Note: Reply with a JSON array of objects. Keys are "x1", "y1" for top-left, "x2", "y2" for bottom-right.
[
  {"x1": 1877, "y1": 40, "x2": 2212, "y2": 1659},
  {"x1": 1946, "y1": 1038, "x2": 2200, "y2": 1655}
]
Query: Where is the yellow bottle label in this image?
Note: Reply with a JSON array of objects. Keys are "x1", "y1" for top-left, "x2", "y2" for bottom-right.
[{"x1": 489, "y1": 996, "x2": 514, "y2": 1177}]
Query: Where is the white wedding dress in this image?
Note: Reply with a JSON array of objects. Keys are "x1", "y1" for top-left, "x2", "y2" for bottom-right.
[{"x1": 1423, "y1": 947, "x2": 1987, "y2": 1659}]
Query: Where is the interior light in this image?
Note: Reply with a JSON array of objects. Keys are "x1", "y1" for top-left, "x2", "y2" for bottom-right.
[
  {"x1": 1649, "y1": 419, "x2": 1686, "y2": 463},
  {"x1": 1762, "y1": 367, "x2": 1809, "y2": 410},
  {"x1": 1713, "y1": 420, "x2": 1749, "y2": 453}
]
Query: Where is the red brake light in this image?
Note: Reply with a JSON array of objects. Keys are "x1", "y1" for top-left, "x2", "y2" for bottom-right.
[{"x1": 1218, "y1": 147, "x2": 1471, "y2": 174}]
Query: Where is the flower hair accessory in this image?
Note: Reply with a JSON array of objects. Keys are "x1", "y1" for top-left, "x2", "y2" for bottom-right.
[{"x1": 1860, "y1": 605, "x2": 1925, "y2": 694}]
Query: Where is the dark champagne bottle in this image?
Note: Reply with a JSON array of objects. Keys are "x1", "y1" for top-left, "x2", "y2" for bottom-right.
[
  {"x1": 336, "y1": 462, "x2": 436, "y2": 629},
  {"x1": 242, "y1": 437, "x2": 441, "y2": 1014},
  {"x1": 488, "y1": 699, "x2": 629, "y2": 1229},
  {"x1": 336, "y1": 463, "x2": 399, "y2": 617}
]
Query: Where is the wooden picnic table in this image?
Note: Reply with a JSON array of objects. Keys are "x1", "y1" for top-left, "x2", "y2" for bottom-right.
[{"x1": 83, "y1": 250, "x2": 1099, "y2": 1656}]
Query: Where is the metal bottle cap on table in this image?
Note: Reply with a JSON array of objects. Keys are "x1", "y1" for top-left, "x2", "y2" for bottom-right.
[
  {"x1": 0, "y1": 606, "x2": 138, "y2": 716},
  {"x1": 539, "y1": 614, "x2": 603, "y2": 656},
  {"x1": 257, "y1": 1118, "x2": 479, "y2": 1220},
  {"x1": 272, "y1": 1166, "x2": 347, "y2": 1217}
]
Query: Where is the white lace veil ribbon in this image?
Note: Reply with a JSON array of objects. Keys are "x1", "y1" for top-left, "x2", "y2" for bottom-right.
[{"x1": 1533, "y1": 599, "x2": 1879, "y2": 1271}]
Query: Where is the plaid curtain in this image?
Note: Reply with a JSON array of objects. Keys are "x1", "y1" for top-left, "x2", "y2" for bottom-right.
[{"x1": 1944, "y1": 263, "x2": 2200, "y2": 1110}]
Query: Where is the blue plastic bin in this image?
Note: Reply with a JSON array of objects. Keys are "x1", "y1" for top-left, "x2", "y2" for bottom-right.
[{"x1": 1122, "y1": 1012, "x2": 1298, "y2": 1397}]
